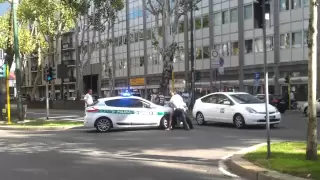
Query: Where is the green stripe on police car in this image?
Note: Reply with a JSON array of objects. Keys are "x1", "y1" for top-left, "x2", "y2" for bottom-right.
[{"x1": 97, "y1": 109, "x2": 168, "y2": 116}]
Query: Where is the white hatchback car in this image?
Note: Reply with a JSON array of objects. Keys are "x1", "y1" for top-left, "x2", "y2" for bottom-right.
[
  {"x1": 84, "y1": 95, "x2": 173, "y2": 132},
  {"x1": 192, "y1": 92, "x2": 281, "y2": 128},
  {"x1": 301, "y1": 98, "x2": 320, "y2": 116}
]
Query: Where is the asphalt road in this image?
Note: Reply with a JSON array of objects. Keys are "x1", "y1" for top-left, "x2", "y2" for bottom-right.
[{"x1": 0, "y1": 110, "x2": 318, "y2": 180}]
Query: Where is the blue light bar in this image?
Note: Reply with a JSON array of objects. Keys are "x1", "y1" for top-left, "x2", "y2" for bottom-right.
[{"x1": 121, "y1": 92, "x2": 131, "y2": 97}]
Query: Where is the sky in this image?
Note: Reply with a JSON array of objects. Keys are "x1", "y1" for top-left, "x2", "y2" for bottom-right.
[{"x1": 0, "y1": 2, "x2": 10, "y2": 16}]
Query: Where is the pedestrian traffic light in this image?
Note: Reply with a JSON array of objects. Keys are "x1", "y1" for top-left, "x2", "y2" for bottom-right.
[
  {"x1": 0, "y1": 64, "x2": 6, "y2": 78},
  {"x1": 285, "y1": 75, "x2": 290, "y2": 84},
  {"x1": 195, "y1": 71, "x2": 201, "y2": 81}
]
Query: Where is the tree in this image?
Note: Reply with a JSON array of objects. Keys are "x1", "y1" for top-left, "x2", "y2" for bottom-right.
[
  {"x1": 18, "y1": 0, "x2": 79, "y2": 100},
  {"x1": 306, "y1": 0, "x2": 318, "y2": 160},
  {"x1": 74, "y1": 0, "x2": 123, "y2": 98},
  {"x1": 146, "y1": 0, "x2": 201, "y2": 94}
]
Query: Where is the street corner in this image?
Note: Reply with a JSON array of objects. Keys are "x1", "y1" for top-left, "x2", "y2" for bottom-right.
[
  {"x1": 224, "y1": 143, "x2": 310, "y2": 180},
  {"x1": 0, "y1": 125, "x2": 84, "y2": 131}
]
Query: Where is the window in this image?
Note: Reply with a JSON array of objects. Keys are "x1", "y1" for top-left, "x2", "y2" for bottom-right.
[
  {"x1": 201, "y1": 94, "x2": 218, "y2": 104},
  {"x1": 221, "y1": 43, "x2": 230, "y2": 56},
  {"x1": 105, "y1": 99, "x2": 122, "y2": 106},
  {"x1": 230, "y1": 8, "x2": 238, "y2": 22},
  {"x1": 230, "y1": 94, "x2": 263, "y2": 104},
  {"x1": 280, "y1": 33, "x2": 290, "y2": 49},
  {"x1": 216, "y1": 94, "x2": 232, "y2": 104},
  {"x1": 255, "y1": 38, "x2": 263, "y2": 52},
  {"x1": 139, "y1": 56, "x2": 144, "y2": 66},
  {"x1": 302, "y1": 0, "x2": 309, "y2": 6},
  {"x1": 203, "y1": 46, "x2": 210, "y2": 58},
  {"x1": 280, "y1": 0, "x2": 290, "y2": 11},
  {"x1": 179, "y1": 22, "x2": 184, "y2": 33},
  {"x1": 266, "y1": 36, "x2": 274, "y2": 51},
  {"x1": 214, "y1": 44, "x2": 221, "y2": 54},
  {"x1": 214, "y1": 12, "x2": 221, "y2": 26},
  {"x1": 122, "y1": 99, "x2": 144, "y2": 108},
  {"x1": 292, "y1": 0, "x2": 301, "y2": 9},
  {"x1": 196, "y1": 47, "x2": 202, "y2": 59},
  {"x1": 195, "y1": 17, "x2": 202, "y2": 29},
  {"x1": 222, "y1": 10, "x2": 229, "y2": 24},
  {"x1": 292, "y1": 32, "x2": 302, "y2": 48},
  {"x1": 304, "y1": 30, "x2": 308, "y2": 46},
  {"x1": 245, "y1": 39, "x2": 253, "y2": 53},
  {"x1": 244, "y1": 4, "x2": 253, "y2": 19},
  {"x1": 203, "y1": 15, "x2": 209, "y2": 27},
  {"x1": 232, "y1": 42, "x2": 239, "y2": 55}
]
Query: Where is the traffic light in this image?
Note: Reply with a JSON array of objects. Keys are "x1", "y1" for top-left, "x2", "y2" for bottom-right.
[
  {"x1": 0, "y1": 64, "x2": 6, "y2": 78},
  {"x1": 46, "y1": 67, "x2": 56, "y2": 81},
  {"x1": 285, "y1": 75, "x2": 290, "y2": 84},
  {"x1": 195, "y1": 71, "x2": 201, "y2": 81},
  {"x1": 254, "y1": 0, "x2": 271, "y2": 28}
]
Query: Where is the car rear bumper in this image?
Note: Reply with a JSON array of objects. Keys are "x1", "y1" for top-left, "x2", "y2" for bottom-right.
[{"x1": 84, "y1": 115, "x2": 95, "y2": 128}]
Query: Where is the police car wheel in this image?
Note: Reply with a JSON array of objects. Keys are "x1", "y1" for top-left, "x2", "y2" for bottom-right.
[
  {"x1": 160, "y1": 115, "x2": 169, "y2": 129},
  {"x1": 196, "y1": 112, "x2": 206, "y2": 125},
  {"x1": 95, "y1": 118, "x2": 112, "y2": 132}
]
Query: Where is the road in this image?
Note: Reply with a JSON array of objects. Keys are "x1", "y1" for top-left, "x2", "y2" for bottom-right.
[{"x1": 0, "y1": 110, "x2": 318, "y2": 180}]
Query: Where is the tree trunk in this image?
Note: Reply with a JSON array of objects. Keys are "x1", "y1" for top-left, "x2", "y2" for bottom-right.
[
  {"x1": 306, "y1": 0, "x2": 318, "y2": 160},
  {"x1": 30, "y1": 45, "x2": 42, "y2": 100}
]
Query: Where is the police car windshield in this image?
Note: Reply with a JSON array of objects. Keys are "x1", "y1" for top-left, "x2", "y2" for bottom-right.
[{"x1": 230, "y1": 94, "x2": 263, "y2": 104}]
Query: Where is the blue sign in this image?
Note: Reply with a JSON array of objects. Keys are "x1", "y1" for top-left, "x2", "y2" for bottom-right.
[{"x1": 254, "y1": 72, "x2": 260, "y2": 80}]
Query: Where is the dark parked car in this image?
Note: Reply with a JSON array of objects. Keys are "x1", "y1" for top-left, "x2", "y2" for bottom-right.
[{"x1": 255, "y1": 94, "x2": 288, "y2": 113}]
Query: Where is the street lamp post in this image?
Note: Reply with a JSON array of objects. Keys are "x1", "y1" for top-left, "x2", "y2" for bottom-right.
[
  {"x1": 12, "y1": 0, "x2": 23, "y2": 121},
  {"x1": 262, "y1": 0, "x2": 271, "y2": 158},
  {"x1": 189, "y1": 1, "x2": 195, "y2": 106}
]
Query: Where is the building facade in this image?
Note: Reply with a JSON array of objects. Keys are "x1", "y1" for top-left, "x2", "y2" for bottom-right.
[{"x1": 22, "y1": 0, "x2": 316, "y2": 101}]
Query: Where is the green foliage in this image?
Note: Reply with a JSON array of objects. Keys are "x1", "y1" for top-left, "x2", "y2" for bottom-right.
[{"x1": 0, "y1": 12, "x2": 36, "y2": 55}]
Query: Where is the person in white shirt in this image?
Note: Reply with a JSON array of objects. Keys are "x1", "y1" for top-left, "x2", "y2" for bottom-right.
[
  {"x1": 84, "y1": 89, "x2": 93, "y2": 109},
  {"x1": 167, "y1": 90, "x2": 189, "y2": 130}
]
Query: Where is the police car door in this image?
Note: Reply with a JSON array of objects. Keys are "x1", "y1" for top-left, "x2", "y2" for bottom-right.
[
  {"x1": 105, "y1": 99, "x2": 133, "y2": 127},
  {"x1": 127, "y1": 98, "x2": 154, "y2": 126}
]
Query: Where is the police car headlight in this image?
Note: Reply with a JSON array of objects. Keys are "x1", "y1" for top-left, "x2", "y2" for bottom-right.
[{"x1": 245, "y1": 107, "x2": 257, "y2": 114}]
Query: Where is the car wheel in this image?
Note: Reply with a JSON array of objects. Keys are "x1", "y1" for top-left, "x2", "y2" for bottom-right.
[
  {"x1": 196, "y1": 112, "x2": 206, "y2": 125},
  {"x1": 304, "y1": 107, "x2": 308, "y2": 117},
  {"x1": 95, "y1": 118, "x2": 112, "y2": 132},
  {"x1": 233, "y1": 114, "x2": 245, "y2": 129},
  {"x1": 160, "y1": 115, "x2": 169, "y2": 129}
]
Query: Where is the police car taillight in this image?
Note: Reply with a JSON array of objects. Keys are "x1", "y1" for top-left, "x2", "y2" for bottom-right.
[{"x1": 86, "y1": 107, "x2": 99, "y2": 113}]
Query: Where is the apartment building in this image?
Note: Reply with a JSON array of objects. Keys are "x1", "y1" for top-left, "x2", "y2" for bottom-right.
[{"x1": 21, "y1": 0, "x2": 314, "y2": 101}]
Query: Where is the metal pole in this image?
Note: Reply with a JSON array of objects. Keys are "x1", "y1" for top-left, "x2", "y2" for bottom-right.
[
  {"x1": 209, "y1": 0, "x2": 214, "y2": 93},
  {"x1": 75, "y1": 20, "x2": 80, "y2": 99},
  {"x1": 190, "y1": 1, "x2": 195, "y2": 105},
  {"x1": 6, "y1": 62, "x2": 11, "y2": 124},
  {"x1": 262, "y1": 0, "x2": 271, "y2": 158},
  {"x1": 46, "y1": 81, "x2": 49, "y2": 119},
  {"x1": 125, "y1": 0, "x2": 131, "y2": 91},
  {"x1": 12, "y1": 0, "x2": 23, "y2": 121},
  {"x1": 172, "y1": 68, "x2": 175, "y2": 90}
]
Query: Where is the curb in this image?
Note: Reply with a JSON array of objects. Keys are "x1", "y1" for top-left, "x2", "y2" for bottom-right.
[
  {"x1": 224, "y1": 143, "x2": 309, "y2": 180},
  {"x1": 0, "y1": 125, "x2": 83, "y2": 131}
]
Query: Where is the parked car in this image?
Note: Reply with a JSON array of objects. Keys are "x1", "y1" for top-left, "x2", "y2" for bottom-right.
[
  {"x1": 255, "y1": 94, "x2": 287, "y2": 113},
  {"x1": 301, "y1": 98, "x2": 320, "y2": 116}
]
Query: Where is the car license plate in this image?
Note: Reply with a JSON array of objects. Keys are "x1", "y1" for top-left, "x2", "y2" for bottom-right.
[{"x1": 265, "y1": 116, "x2": 275, "y2": 119}]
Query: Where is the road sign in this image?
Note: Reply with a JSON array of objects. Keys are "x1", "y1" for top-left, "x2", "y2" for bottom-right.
[
  {"x1": 254, "y1": 79, "x2": 260, "y2": 86},
  {"x1": 254, "y1": 72, "x2": 260, "y2": 80},
  {"x1": 211, "y1": 50, "x2": 220, "y2": 69}
]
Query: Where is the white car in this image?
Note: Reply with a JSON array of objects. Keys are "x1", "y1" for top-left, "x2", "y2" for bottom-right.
[
  {"x1": 301, "y1": 98, "x2": 320, "y2": 116},
  {"x1": 84, "y1": 95, "x2": 173, "y2": 132},
  {"x1": 192, "y1": 92, "x2": 281, "y2": 129}
]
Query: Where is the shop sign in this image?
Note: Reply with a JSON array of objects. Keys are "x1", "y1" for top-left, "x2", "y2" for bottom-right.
[{"x1": 130, "y1": 78, "x2": 145, "y2": 86}]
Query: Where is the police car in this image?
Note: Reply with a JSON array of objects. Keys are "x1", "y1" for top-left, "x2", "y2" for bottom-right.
[{"x1": 84, "y1": 93, "x2": 173, "y2": 132}]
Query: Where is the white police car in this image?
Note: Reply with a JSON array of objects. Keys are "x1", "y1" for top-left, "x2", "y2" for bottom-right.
[{"x1": 84, "y1": 93, "x2": 173, "y2": 132}]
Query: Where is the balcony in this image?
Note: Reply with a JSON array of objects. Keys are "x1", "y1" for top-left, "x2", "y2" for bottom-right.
[
  {"x1": 64, "y1": 76, "x2": 76, "y2": 83},
  {"x1": 63, "y1": 59, "x2": 76, "y2": 67},
  {"x1": 62, "y1": 43, "x2": 75, "y2": 51}
]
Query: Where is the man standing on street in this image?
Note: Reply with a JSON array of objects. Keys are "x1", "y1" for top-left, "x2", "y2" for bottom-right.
[{"x1": 84, "y1": 89, "x2": 93, "y2": 109}]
